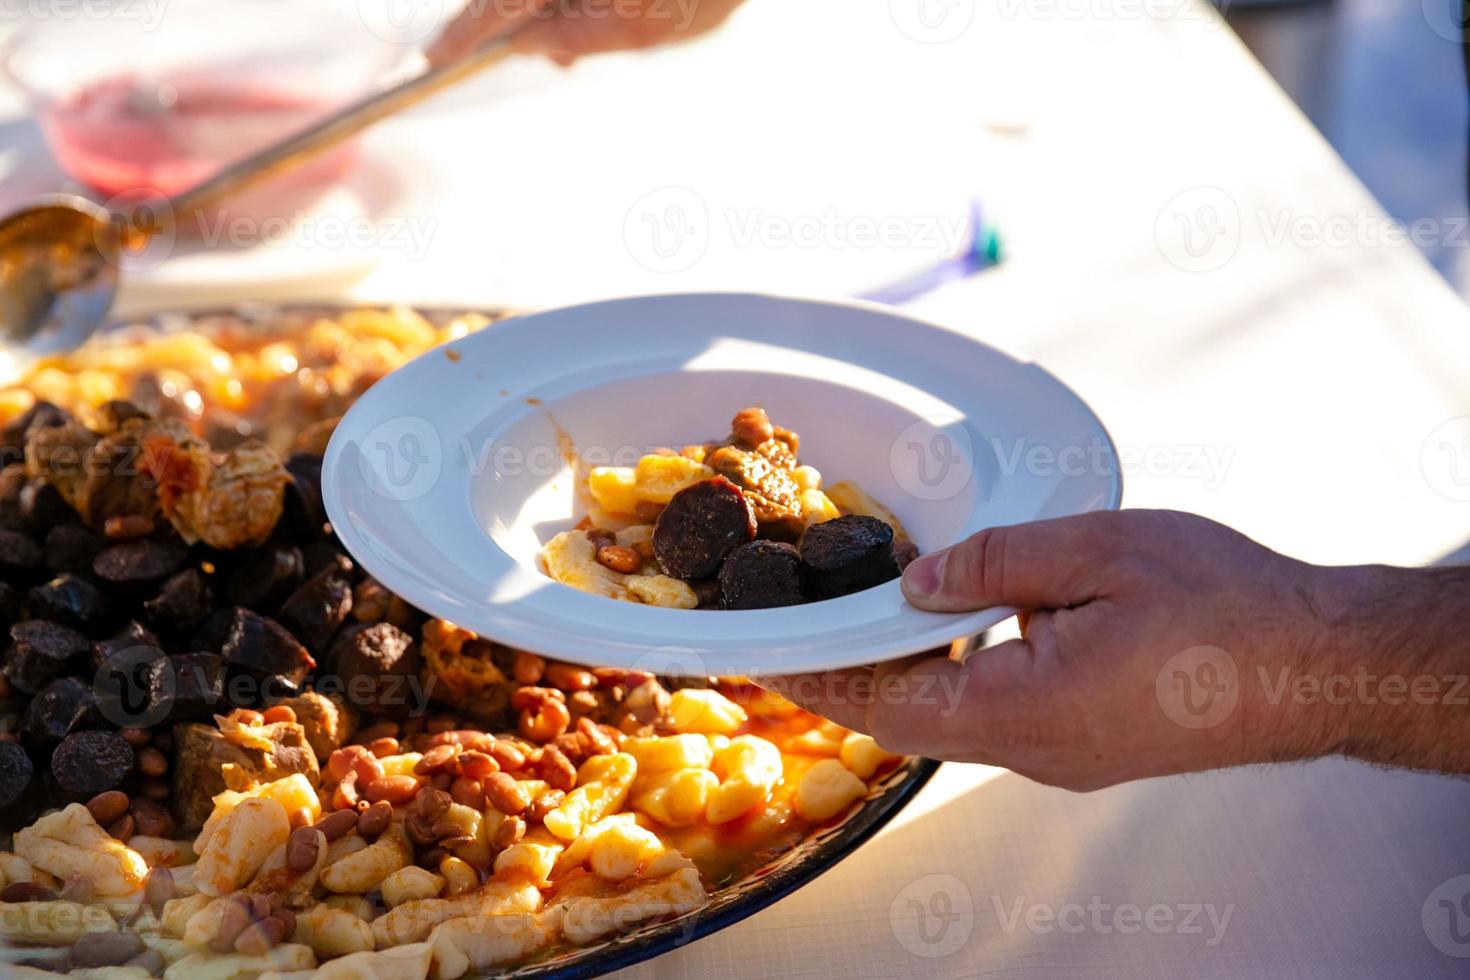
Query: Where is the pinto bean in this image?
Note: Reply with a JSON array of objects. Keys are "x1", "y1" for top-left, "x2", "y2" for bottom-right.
[
  {"x1": 482, "y1": 772, "x2": 529, "y2": 815},
  {"x1": 287, "y1": 826, "x2": 321, "y2": 872},
  {"x1": 314, "y1": 808, "x2": 359, "y2": 842},
  {"x1": 86, "y1": 790, "x2": 129, "y2": 826}
]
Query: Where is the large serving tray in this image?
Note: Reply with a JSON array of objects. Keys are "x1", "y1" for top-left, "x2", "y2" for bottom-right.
[{"x1": 80, "y1": 302, "x2": 944, "y2": 979}]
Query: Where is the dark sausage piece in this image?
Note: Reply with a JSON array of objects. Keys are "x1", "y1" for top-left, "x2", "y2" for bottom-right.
[
  {"x1": 93, "y1": 538, "x2": 188, "y2": 585},
  {"x1": 0, "y1": 741, "x2": 33, "y2": 810},
  {"x1": 43, "y1": 523, "x2": 106, "y2": 576},
  {"x1": 799, "y1": 515, "x2": 901, "y2": 599},
  {"x1": 24, "y1": 574, "x2": 106, "y2": 631},
  {"x1": 152, "y1": 652, "x2": 227, "y2": 721},
  {"x1": 225, "y1": 546, "x2": 304, "y2": 611},
  {"x1": 23, "y1": 677, "x2": 97, "y2": 746},
  {"x1": 218, "y1": 608, "x2": 315, "y2": 687},
  {"x1": 91, "y1": 620, "x2": 163, "y2": 673},
  {"x1": 50, "y1": 731, "x2": 134, "y2": 801},
  {"x1": 5, "y1": 620, "x2": 89, "y2": 694},
  {"x1": 652, "y1": 476, "x2": 757, "y2": 580},
  {"x1": 0, "y1": 528, "x2": 42, "y2": 578},
  {"x1": 143, "y1": 569, "x2": 215, "y2": 635},
  {"x1": 276, "y1": 561, "x2": 353, "y2": 658},
  {"x1": 719, "y1": 541, "x2": 805, "y2": 610}
]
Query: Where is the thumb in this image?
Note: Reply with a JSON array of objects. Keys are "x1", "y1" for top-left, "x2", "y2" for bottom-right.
[{"x1": 901, "y1": 515, "x2": 1111, "y2": 612}]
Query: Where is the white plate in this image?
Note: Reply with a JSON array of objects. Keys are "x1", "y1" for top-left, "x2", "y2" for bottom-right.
[{"x1": 322, "y1": 293, "x2": 1122, "y2": 676}]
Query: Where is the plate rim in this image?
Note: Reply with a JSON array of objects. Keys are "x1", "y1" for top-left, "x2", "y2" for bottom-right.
[
  {"x1": 323, "y1": 290, "x2": 1125, "y2": 673},
  {"x1": 504, "y1": 756, "x2": 942, "y2": 979}
]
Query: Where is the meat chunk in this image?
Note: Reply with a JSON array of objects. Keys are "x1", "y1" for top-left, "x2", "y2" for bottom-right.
[
  {"x1": 799, "y1": 515, "x2": 901, "y2": 599},
  {"x1": 276, "y1": 560, "x2": 353, "y2": 658},
  {"x1": 272, "y1": 691, "x2": 356, "y2": 760},
  {"x1": 327, "y1": 622, "x2": 420, "y2": 715},
  {"x1": 705, "y1": 445, "x2": 804, "y2": 542},
  {"x1": 652, "y1": 476, "x2": 757, "y2": 580},
  {"x1": 0, "y1": 401, "x2": 70, "y2": 469},
  {"x1": 25, "y1": 418, "x2": 160, "y2": 529},
  {"x1": 171, "y1": 718, "x2": 318, "y2": 830},
  {"x1": 218, "y1": 607, "x2": 315, "y2": 690},
  {"x1": 137, "y1": 419, "x2": 288, "y2": 549},
  {"x1": 719, "y1": 540, "x2": 805, "y2": 610}
]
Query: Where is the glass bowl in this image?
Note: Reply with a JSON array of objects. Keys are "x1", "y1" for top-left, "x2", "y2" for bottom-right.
[{"x1": 1, "y1": 1, "x2": 405, "y2": 201}]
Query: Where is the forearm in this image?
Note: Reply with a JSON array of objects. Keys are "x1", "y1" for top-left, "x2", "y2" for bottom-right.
[{"x1": 1300, "y1": 564, "x2": 1470, "y2": 773}]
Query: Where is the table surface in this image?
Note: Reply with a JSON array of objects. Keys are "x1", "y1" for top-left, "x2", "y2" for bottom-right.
[{"x1": 5, "y1": 0, "x2": 1470, "y2": 976}]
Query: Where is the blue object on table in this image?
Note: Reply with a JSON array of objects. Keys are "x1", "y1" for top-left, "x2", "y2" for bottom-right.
[{"x1": 857, "y1": 201, "x2": 1003, "y2": 306}]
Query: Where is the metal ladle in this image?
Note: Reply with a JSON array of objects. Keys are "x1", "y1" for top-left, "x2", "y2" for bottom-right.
[{"x1": 0, "y1": 34, "x2": 522, "y2": 377}]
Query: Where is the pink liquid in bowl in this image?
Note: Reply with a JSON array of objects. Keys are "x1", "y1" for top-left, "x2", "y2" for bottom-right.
[{"x1": 40, "y1": 72, "x2": 356, "y2": 199}]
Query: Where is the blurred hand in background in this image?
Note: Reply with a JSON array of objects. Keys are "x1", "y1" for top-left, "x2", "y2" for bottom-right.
[{"x1": 428, "y1": 0, "x2": 749, "y2": 67}]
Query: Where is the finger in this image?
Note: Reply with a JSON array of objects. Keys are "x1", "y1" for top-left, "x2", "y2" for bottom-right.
[
  {"x1": 752, "y1": 669, "x2": 877, "y2": 736},
  {"x1": 862, "y1": 640, "x2": 1041, "y2": 759},
  {"x1": 510, "y1": 0, "x2": 747, "y2": 62},
  {"x1": 901, "y1": 512, "x2": 1118, "y2": 613},
  {"x1": 426, "y1": 0, "x2": 553, "y2": 68}
]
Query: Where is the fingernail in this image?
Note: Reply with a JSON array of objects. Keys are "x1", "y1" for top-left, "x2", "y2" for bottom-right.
[{"x1": 902, "y1": 552, "x2": 944, "y2": 599}]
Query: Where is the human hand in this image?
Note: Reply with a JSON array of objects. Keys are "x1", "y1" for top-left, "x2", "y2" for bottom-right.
[
  {"x1": 427, "y1": 0, "x2": 748, "y2": 67},
  {"x1": 760, "y1": 510, "x2": 1350, "y2": 791}
]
